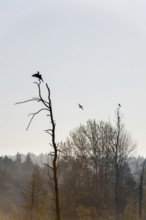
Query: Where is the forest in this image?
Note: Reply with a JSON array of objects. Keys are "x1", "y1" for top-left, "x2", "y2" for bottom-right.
[
  {"x1": 2, "y1": 75, "x2": 146, "y2": 220},
  {"x1": 0, "y1": 117, "x2": 146, "y2": 220}
]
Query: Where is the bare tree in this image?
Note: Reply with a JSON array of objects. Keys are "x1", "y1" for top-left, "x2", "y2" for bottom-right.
[
  {"x1": 16, "y1": 75, "x2": 61, "y2": 220},
  {"x1": 110, "y1": 106, "x2": 136, "y2": 220},
  {"x1": 139, "y1": 159, "x2": 146, "y2": 220},
  {"x1": 21, "y1": 165, "x2": 49, "y2": 220}
]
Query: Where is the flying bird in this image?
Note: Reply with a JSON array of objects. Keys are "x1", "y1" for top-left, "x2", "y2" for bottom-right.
[
  {"x1": 32, "y1": 71, "x2": 43, "y2": 81},
  {"x1": 78, "y1": 104, "x2": 83, "y2": 110}
]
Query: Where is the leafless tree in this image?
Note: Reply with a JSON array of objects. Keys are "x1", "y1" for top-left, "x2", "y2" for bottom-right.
[
  {"x1": 16, "y1": 75, "x2": 61, "y2": 220},
  {"x1": 21, "y1": 165, "x2": 49, "y2": 220},
  {"x1": 139, "y1": 159, "x2": 146, "y2": 220},
  {"x1": 110, "y1": 106, "x2": 136, "y2": 220}
]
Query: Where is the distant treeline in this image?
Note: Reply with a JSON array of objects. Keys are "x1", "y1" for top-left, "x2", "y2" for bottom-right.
[{"x1": 0, "y1": 119, "x2": 146, "y2": 220}]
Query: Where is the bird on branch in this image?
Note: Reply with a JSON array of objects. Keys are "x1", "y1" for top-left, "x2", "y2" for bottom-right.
[
  {"x1": 78, "y1": 104, "x2": 83, "y2": 110},
  {"x1": 32, "y1": 71, "x2": 43, "y2": 81}
]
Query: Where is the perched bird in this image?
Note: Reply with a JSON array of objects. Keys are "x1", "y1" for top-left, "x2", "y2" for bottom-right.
[
  {"x1": 78, "y1": 104, "x2": 83, "y2": 110},
  {"x1": 118, "y1": 103, "x2": 121, "y2": 107},
  {"x1": 32, "y1": 71, "x2": 43, "y2": 81}
]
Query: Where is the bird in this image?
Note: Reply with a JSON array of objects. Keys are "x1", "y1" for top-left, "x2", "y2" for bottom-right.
[
  {"x1": 78, "y1": 104, "x2": 83, "y2": 110},
  {"x1": 32, "y1": 71, "x2": 43, "y2": 81},
  {"x1": 118, "y1": 103, "x2": 121, "y2": 107}
]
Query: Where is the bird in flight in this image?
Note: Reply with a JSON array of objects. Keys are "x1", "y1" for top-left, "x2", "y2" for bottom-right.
[
  {"x1": 32, "y1": 71, "x2": 43, "y2": 81},
  {"x1": 78, "y1": 104, "x2": 83, "y2": 110}
]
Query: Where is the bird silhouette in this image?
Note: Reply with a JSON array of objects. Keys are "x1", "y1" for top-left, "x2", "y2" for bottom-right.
[
  {"x1": 78, "y1": 104, "x2": 83, "y2": 110},
  {"x1": 118, "y1": 103, "x2": 121, "y2": 107},
  {"x1": 32, "y1": 71, "x2": 43, "y2": 81}
]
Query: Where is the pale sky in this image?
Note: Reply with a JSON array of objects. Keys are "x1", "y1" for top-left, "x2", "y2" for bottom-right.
[{"x1": 0, "y1": 0, "x2": 146, "y2": 156}]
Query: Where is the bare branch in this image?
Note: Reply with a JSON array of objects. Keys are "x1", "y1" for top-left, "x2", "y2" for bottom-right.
[
  {"x1": 49, "y1": 152, "x2": 55, "y2": 156},
  {"x1": 15, "y1": 97, "x2": 40, "y2": 105},
  {"x1": 44, "y1": 163, "x2": 54, "y2": 169},
  {"x1": 44, "y1": 128, "x2": 53, "y2": 135},
  {"x1": 34, "y1": 82, "x2": 50, "y2": 108},
  {"x1": 26, "y1": 108, "x2": 49, "y2": 131},
  {"x1": 46, "y1": 83, "x2": 51, "y2": 99},
  {"x1": 44, "y1": 129, "x2": 52, "y2": 132},
  {"x1": 45, "y1": 131, "x2": 53, "y2": 136}
]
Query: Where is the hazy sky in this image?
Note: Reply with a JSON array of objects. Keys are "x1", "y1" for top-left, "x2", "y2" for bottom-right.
[{"x1": 1, "y1": 0, "x2": 146, "y2": 156}]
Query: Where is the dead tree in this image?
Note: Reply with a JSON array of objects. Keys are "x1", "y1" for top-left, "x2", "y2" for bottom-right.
[
  {"x1": 139, "y1": 159, "x2": 146, "y2": 220},
  {"x1": 16, "y1": 75, "x2": 61, "y2": 220},
  {"x1": 110, "y1": 106, "x2": 135, "y2": 220}
]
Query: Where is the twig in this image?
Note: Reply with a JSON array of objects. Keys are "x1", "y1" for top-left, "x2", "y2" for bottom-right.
[
  {"x1": 15, "y1": 97, "x2": 40, "y2": 105},
  {"x1": 26, "y1": 108, "x2": 49, "y2": 131},
  {"x1": 34, "y1": 82, "x2": 50, "y2": 108}
]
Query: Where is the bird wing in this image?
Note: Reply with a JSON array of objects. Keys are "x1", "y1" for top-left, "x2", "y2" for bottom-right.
[{"x1": 32, "y1": 73, "x2": 38, "y2": 77}]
